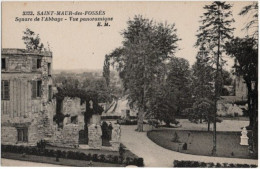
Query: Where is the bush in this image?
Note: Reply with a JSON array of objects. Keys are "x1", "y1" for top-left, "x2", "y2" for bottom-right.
[
  {"x1": 48, "y1": 149, "x2": 56, "y2": 157},
  {"x1": 136, "y1": 158, "x2": 144, "y2": 167},
  {"x1": 79, "y1": 152, "x2": 86, "y2": 160},
  {"x1": 75, "y1": 152, "x2": 81, "y2": 160},
  {"x1": 98, "y1": 154, "x2": 106, "y2": 162},
  {"x1": 37, "y1": 140, "x2": 46, "y2": 149},
  {"x1": 117, "y1": 119, "x2": 137, "y2": 125},
  {"x1": 173, "y1": 160, "x2": 257, "y2": 168},
  {"x1": 92, "y1": 154, "x2": 98, "y2": 162},
  {"x1": 30, "y1": 147, "x2": 38, "y2": 155},
  {"x1": 67, "y1": 151, "x2": 76, "y2": 159},
  {"x1": 1, "y1": 144, "x2": 144, "y2": 166},
  {"x1": 105, "y1": 154, "x2": 113, "y2": 162},
  {"x1": 86, "y1": 153, "x2": 92, "y2": 161},
  {"x1": 113, "y1": 156, "x2": 119, "y2": 164}
]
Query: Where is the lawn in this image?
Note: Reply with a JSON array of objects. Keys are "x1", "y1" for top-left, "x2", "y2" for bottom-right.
[{"x1": 147, "y1": 129, "x2": 255, "y2": 159}]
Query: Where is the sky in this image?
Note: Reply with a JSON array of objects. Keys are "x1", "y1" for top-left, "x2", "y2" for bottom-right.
[{"x1": 2, "y1": 1, "x2": 255, "y2": 71}]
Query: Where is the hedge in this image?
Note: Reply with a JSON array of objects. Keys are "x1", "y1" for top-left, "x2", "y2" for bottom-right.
[
  {"x1": 173, "y1": 160, "x2": 257, "y2": 168},
  {"x1": 101, "y1": 116, "x2": 137, "y2": 120},
  {"x1": 1, "y1": 144, "x2": 144, "y2": 167}
]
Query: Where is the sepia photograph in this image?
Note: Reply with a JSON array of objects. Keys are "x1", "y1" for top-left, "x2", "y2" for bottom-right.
[{"x1": 1, "y1": 1, "x2": 258, "y2": 167}]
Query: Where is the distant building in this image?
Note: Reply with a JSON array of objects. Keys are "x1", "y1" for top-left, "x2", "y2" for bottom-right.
[{"x1": 217, "y1": 75, "x2": 248, "y2": 117}]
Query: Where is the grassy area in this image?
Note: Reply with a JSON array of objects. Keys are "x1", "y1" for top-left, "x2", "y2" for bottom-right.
[
  {"x1": 2, "y1": 152, "x2": 123, "y2": 167},
  {"x1": 219, "y1": 116, "x2": 249, "y2": 121},
  {"x1": 147, "y1": 129, "x2": 255, "y2": 159}
]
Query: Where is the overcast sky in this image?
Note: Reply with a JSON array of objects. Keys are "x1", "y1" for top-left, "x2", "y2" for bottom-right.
[{"x1": 2, "y1": 1, "x2": 254, "y2": 71}]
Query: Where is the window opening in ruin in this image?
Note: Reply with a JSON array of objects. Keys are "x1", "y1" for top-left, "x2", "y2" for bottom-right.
[
  {"x1": 48, "y1": 85, "x2": 52, "y2": 101},
  {"x1": 37, "y1": 59, "x2": 41, "y2": 69},
  {"x1": 1, "y1": 80, "x2": 10, "y2": 100},
  {"x1": 2, "y1": 58, "x2": 6, "y2": 69},
  {"x1": 32, "y1": 80, "x2": 42, "y2": 99},
  {"x1": 48, "y1": 63, "x2": 51, "y2": 76},
  {"x1": 17, "y1": 128, "x2": 28, "y2": 142},
  {"x1": 32, "y1": 58, "x2": 37, "y2": 71},
  {"x1": 71, "y1": 115, "x2": 78, "y2": 124}
]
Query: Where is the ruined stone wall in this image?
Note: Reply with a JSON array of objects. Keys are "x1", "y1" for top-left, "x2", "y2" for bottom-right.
[
  {"x1": 88, "y1": 124, "x2": 102, "y2": 149},
  {"x1": 62, "y1": 97, "x2": 84, "y2": 130},
  {"x1": 50, "y1": 124, "x2": 79, "y2": 148},
  {"x1": 48, "y1": 97, "x2": 83, "y2": 147},
  {"x1": 62, "y1": 97, "x2": 82, "y2": 116}
]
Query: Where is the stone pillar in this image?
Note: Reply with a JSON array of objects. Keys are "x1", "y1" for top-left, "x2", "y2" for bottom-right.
[
  {"x1": 110, "y1": 124, "x2": 121, "y2": 151},
  {"x1": 88, "y1": 124, "x2": 102, "y2": 149},
  {"x1": 90, "y1": 114, "x2": 101, "y2": 125}
]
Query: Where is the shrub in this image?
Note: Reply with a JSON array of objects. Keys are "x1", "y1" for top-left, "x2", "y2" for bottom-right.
[
  {"x1": 105, "y1": 154, "x2": 113, "y2": 162},
  {"x1": 1, "y1": 144, "x2": 145, "y2": 166},
  {"x1": 75, "y1": 152, "x2": 81, "y2": 160},
  {"x1": 31, "y1": 147, "x2": 38, "y2": 155},
  {"x1": 17, "y1": 146, "x2": 25, "y2": 154},
  {"x1": 61, "y1": 151, "x2": 67, "y2": 158},
  {"x1": 173, "y1": 160, "x2": 257, "y2": 168},
  {"x1": 136, "y1": 158, "x2": 144, "y2": 167},
  {"x1": 79, "y1": 152, "x2": 86, "y2": 160},
  {"x1": 98, "y1": 154, "x2": 106, "y2": 162},
  {"x1": 123, "y1": 157, "x2": 131, "y2": 165},
  {"x1": 67, "y1": 151, "x2": 76, "y2": 159},
  {"x1": 56, "y1": 150, "x2": 62, "y2": 158},
  {"x1": 113, "y1": 156, "x2": 119, "y2": 164},
  {"x1": 44, "y1": 149, "x2": 50, "y2": 156},
  {"x1": 37, "y1": 140, "x2": 46, "y2": 149},
  {"x1": 48, "y1": 149, "x2": 56, "y2": 157},
  {"x1": 86, "y1": 153, "x2": 92, "y2": 161},
  {"x1": 92, "y1": 154, "x2": 98, "y2": 162}
]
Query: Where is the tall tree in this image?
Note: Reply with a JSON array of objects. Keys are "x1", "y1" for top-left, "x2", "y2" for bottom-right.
[
  {"x1": 103, "y1": 54, "x2": 110, "y2": 87},
  {"x1": 166, "y1": 57, "x2": 192, "y2": 116},
  {"x1": 22, "y1": 28, "x2": 44, "y2": 51},
  {"x1": 185, "y1": 48, "x2": 215, "y2": 130},
  {"x1": 196, "y1": 1, "x2": 234, "y2": 155},
  {"x1": 239, "y1": 2, "x2": 258, "y2": 40},
  {"x1": 107, "y1": 15, "x2": 180, "y2": 131},
  {"x1": 225, "y1": 37, "x2": 258, "y2": 156}
]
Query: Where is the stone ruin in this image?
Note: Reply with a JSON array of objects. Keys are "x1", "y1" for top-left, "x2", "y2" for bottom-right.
[{"x1": 50, "y1": 97, "x2": 121, "y2": 151}]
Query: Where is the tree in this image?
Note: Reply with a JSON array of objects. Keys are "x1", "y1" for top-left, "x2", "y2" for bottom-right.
[
  {"x1": 166, "y1": 57, "x2": 192, "y2": 116},
  {"x1": 239, "y1": 2, "x2": 258, "y2": 40},
  {"x1": 225, "y1": 37, "x2": 258, "y2": 156},
  {"x1": 22, "y1": 28, "x2": 44, "y2": 51},
  {"x1": 196, "y1": 1, "x2": 234, "y2": 155},
  {"x1": 107, "y1": 15, "x2": 180, "y2": 131},
  {"x1": 103, "y1": 54, "x2": 110, "y2": 87},
  {"x1": 185, "y1": 48, "x2": 215, "y2": 130},
  {"x1": 149, "y1": 83, "x2": 178, "y2": 127}
]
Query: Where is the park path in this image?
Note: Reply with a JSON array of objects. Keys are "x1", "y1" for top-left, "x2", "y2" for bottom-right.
[{"x1": 120, "y1": 125, "x2": 258, "y2": 167}]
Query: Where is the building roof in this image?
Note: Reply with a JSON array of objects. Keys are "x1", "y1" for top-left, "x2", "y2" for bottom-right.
[{"x1": 2, "y1": 48, "x2": 52, "y2": 57}]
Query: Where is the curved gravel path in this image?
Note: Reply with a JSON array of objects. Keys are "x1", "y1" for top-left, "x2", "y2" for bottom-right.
[{"x1": 120, "y1": 125, "x2": 258, "y2": 167}]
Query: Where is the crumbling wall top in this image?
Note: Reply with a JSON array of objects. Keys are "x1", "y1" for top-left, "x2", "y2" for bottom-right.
[{"x1": 2, "y1": 48, "x2": 52, "y2": 57}]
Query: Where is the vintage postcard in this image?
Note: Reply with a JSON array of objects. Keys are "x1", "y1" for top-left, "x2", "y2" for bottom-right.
[{"x1": 1, "y1": 1, "x2": 258, "y2": 167}]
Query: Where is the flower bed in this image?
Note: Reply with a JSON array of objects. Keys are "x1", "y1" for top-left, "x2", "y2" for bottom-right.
[
  {"x1": 173, "y1": 160, "x2": 257, "y2": 168},
  {"x1": 1, "y1": 144, "x2": 144, "y2": 167}
]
